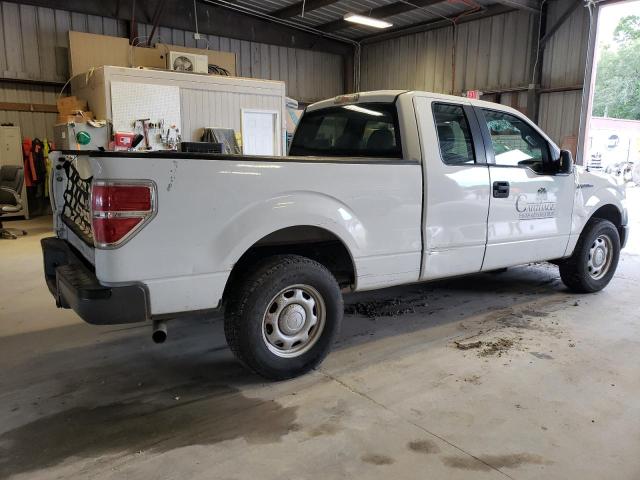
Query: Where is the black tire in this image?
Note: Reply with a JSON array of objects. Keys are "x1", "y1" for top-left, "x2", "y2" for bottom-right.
[
  {"x1": 559, "y1": 218, "x2": 620, "y2": 293},
  {"x1": 224, "y1": 254, "x2": 343, "y2": 380}
]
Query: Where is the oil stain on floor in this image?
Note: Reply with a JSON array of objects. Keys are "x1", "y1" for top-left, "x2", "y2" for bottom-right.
[
  {"x1": 0, "y1": 384, "x2": 297, "y2": 478},
  {"x1": 407, "y1": 439, "x2": 441, "y2": 454},
  {"x1": 442, "y1": 452, "x2": 551, "y2": 471},
  {"x1": 361, "y1": 453, "x2": 395, "y2": 465}
]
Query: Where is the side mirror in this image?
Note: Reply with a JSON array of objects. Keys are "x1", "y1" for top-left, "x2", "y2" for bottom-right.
[{"x1": 558, "y1": 149, "x2": 573, "y2": 174}]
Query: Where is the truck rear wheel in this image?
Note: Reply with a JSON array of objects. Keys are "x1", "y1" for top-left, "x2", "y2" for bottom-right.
[
  {"x1": 224, "y1": 255, "x2": 343, "y2": 380},
  {"x1": 559, "y1": 219, "x2": 620, "y2": 293}
]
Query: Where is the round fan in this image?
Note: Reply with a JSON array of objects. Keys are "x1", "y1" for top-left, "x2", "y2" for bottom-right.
[{"x1": 173, "y1": 55, "x2": 194, "y2": 72}]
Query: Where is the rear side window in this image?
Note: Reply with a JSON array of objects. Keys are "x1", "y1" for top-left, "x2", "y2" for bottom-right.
[
  {"x1": 432, "y1": 103, "x2": 476, "y2": 165},
  {"x1": 289, "y1": 103, "x2": 402, "y2": 158}
]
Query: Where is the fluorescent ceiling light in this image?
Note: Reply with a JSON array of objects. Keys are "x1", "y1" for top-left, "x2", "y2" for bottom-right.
[
  {"x1": 343, "y1": 105, "x2": 384, "y2": 116},
  {"x1": 344, "y1": 13, "x2": 393, "y2": 29}
]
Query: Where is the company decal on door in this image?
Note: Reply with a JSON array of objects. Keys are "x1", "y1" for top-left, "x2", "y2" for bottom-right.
[{"x1": 515, "y1": 188, "x2": 556, "y2": 220}]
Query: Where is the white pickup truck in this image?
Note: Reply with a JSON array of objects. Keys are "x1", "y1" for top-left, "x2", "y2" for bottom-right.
[{"x1": 43, "y1": 90, "x2": 629, "y2": 379}]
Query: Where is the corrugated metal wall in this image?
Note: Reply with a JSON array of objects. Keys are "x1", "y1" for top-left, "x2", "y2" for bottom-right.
[
  {"x1": 538, "y1": 0, "x2": 591, "y2": 147},
  {"x1": 361, "y1": 10, "x2": 536, "y2": 95},
  {"x1": 0, "y1": 82, "x2": 58, "y2": 139},
  {"x1": 0, "y1": 1, "x2": 344, "y2": 139},
  {"x1": 1, "y1": 0, "x2": 592, "y2": 145},
  {"x1": 360, "y1": 3, "x2": 591, "y2": 146}
]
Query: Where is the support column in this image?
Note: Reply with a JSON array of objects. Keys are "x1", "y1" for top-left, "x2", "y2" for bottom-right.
[{"x1": 526, "y1": 2, "x2": 547, "y2": 124}]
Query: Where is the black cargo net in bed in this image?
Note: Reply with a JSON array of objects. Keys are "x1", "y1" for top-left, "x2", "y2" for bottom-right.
[{"x1": 61, "y1": 160, "x2": 93, "y2": 245}]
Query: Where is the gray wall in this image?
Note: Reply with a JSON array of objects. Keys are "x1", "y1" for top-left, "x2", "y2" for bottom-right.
[
  {"x1": 538, "y1": 0, "x2": 591, "y2": 147},
  {"x1": 360, "y1": 2, "x2": 590, "y2": 147},
  {"x1": 361, "y1": 10, "x2": 537, "y2": 96},
  {"x1": 1, "y1": 0, "x2": 591, "y2": 146},
  {"x1": 0, "y1": 1, "x2": 344, "y2": 139},
  {"x1": 0, "y1": 81, "x2": 58, "y2": 140}
]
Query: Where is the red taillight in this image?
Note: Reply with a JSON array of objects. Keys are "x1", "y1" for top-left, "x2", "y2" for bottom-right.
[
  {"x1": 91, "y1": 182, "x2": 156, "y2": 248},
  {"x1": 92, "y1": 185, "x2": 152, "y2": 212},
  {"x1": 92, "y1": 217, "x2": 144, "y2": 245}
]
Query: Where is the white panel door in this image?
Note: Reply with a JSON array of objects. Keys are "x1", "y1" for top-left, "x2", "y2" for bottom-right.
[
  {"x1": 414, "y1": 96, "x2": 491, "y2": 280},
  {"x1": 242, "y1": 109, "x2": 279, "y2": 156}
]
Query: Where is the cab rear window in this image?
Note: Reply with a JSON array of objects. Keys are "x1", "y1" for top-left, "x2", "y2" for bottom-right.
[{"x1": 289, "y1": 103, "x2": 402, "y2": 158}]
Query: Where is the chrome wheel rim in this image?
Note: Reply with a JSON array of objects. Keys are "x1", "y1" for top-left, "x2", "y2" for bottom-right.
[
  {"x1": 262, "y1": 284, "x2": 326, "y2": 358},
  {"x1": 587, "y1": 234, "x2": 613, "y2": 280}
]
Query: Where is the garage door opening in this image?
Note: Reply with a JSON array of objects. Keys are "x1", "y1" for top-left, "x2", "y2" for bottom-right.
[{"x1": 583, "y1": 1, "x2": 640, "y2": 188}]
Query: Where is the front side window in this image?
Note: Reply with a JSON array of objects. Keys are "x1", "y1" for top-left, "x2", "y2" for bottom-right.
[
  {"x1": 481, "y1": 109, "x2": 551, "y2": 173},
  {"x1": 289, "y1": 103, "x2": 401, "y2": 158},
  {"x1": 432, "y1": 103, "x2": 476, "y2": 165}
]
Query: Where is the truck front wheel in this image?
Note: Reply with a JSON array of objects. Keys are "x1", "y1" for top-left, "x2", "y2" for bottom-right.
[
  {"x1": 224, "y1": 255, "x2": 343, "y2": 380},
  {"x1": 559, "y1": 218, "x2": 620, "y2": 293}
]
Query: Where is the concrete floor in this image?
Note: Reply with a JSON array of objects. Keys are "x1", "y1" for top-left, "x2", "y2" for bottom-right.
[{"x1": 1, "y1": 187, "x2": 639, "y2": 480}]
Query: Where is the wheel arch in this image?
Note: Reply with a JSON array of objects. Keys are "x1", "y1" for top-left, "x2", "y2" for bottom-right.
[
  {"x1": 590, "y1": 203, "x2": 622, "y2": 227},
  {"x1": 589, "y1": 204, "x2": 626, "y2": 246},
  {"x1": 222, "y1": 225, "x2": 357, "y2": 304}
]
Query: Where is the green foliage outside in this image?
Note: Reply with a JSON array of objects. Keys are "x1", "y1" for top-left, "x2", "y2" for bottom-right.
[{"x1": 592, "y1": 15, "x2": 640, "y2": 120}]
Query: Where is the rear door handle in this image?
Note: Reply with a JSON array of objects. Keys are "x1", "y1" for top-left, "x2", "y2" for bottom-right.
[{"x1": 493, "y1": 181, "x2": 510, "y2": 198}]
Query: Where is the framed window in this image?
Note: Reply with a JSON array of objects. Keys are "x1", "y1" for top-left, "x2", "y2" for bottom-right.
[
  {"x1": 480, "y1": 109, "x2": 551, "y2": 173},
  {"x1": 289, "y1": 103, "x2": 402, "y2": 158},
  {"x1": 432, "y1": 103, "x2": 476, "y2": 165}
]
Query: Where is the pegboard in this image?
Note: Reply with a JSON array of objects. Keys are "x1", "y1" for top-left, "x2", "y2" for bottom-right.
[{"x1": 110, "y1": 81, "x2": 181, "y2": 150}]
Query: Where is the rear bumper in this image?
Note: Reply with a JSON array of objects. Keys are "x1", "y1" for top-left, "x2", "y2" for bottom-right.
[{"x1": 41, "y1": 237, "x2": 149, "y2": 325}]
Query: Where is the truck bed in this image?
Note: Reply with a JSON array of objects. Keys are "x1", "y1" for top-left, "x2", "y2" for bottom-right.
[{"x1": 51, "y1": 150, "x2": 423, "y2": 317}]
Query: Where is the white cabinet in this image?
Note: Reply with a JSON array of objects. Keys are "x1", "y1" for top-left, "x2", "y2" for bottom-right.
[
  {"x1": 0, "y1": 126, "x2": 22, "y2": 165},
  {"x1": 71, "y1": 66, "x2": 287, "y2": 155}
]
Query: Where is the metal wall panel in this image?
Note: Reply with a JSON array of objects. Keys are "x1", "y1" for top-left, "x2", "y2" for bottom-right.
[
  {"x1": 0, "y1": 1, "x2": 343, "y2": 140},
  {"x1": 0, "y1": 81, "x2": 58, "y2": 139},
  {"x1": 538, "y1": 89, "x2": 583, "y2": 148},
  {"x1": 1, "y1": 0, "x2": 592, "y2": 146},
  {"x1": 541, "y1": 0, "x2": 590, "y2": 88},
  {"x1": 361, "y1": 3, "x2": 591, "y2": 146},
  {"x1": 537, "y1": 0, "x2": 590, "y2": 147},
  {"x1": 360, "y1": 10, "x2": 536, "y2": 95}
]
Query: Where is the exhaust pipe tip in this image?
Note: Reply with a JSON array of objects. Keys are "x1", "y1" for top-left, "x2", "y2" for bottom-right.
[{"x1": 152, "y1": 321, "x2": 167, "y2": 344}]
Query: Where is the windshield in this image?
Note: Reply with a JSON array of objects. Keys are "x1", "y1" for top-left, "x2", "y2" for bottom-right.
[{"x1": 289, "y1": 103, "x2": 402, "y2": 158}]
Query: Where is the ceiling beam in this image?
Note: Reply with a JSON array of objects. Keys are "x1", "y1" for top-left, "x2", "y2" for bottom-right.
[
  {"x1": 147, "y1": 0, "x2": 168, "y2": 46},
  {"x1": 489, "y1": 0, "x2": 540, "y2": 13},
  {"x1": 316, "y1": 0, "x2": 444, "y2": 33},
  {"x1": 271, "y1": 0, "x2": 340, "y2": 19}
]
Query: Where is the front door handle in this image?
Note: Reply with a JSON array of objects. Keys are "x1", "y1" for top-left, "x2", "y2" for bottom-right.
[{"x1": 493, "y1": 181, "x2": 510, "y2": 198}]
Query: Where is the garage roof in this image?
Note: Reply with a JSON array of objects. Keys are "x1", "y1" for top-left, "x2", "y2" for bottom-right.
[{"x1": 211, "y1": 0, "x2": 540, "y2": 40}]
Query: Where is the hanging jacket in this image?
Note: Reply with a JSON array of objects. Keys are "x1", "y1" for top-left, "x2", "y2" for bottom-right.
[
  {"x1": 22, "y1": 138, "x2": 37, "y2": 187},
  {"x1": 31, "y1": 138, "x2": 47, "y2": 183},
  {"x1": 43, "y1": 138, "x2": 52, "y2": 198}
]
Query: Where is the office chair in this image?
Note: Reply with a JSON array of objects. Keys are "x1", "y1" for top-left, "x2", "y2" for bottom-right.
[{"x1": 0, "y1": 165, "x2": 27, "y2": 239}]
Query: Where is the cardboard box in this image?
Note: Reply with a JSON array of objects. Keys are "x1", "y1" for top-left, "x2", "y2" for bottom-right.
[
  {"x1": 69, "y1": 32, "x2": 130, "y2": 77},
  {"x1": 69, "y1": 31, "x2": 237, "y2": 77},
  {"x1": 56, "y1": 96, "x2": 89, "y2": 114}
]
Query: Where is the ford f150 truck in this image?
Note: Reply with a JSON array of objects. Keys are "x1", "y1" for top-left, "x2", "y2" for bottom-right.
[{"x1": 43, "y1": 90, "x2": 629, "y2": 379}]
